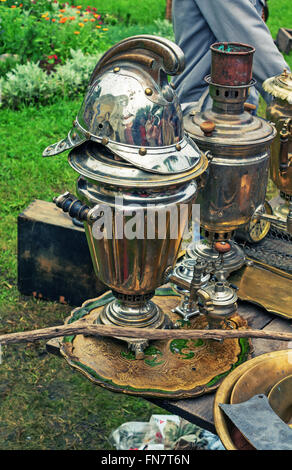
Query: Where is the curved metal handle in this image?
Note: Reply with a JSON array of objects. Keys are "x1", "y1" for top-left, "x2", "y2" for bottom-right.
[{"x1": 89, "y1": 35, "x2": 185, "y2": 86}]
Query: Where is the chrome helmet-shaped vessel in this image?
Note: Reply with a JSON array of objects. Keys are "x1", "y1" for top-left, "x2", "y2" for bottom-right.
[
  {"x1": 44, "y1": 36, "x2": 202, "y2": 175},
  {"x1": 47, "y1": 35, "x2": 208, "y2": 358}
]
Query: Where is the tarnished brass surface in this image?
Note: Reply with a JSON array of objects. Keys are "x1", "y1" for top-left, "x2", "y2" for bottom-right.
[
  {"x1": 229, "y1": 261, "x2": 292, "y2": 319},
  {"x1": 230, "y1": 353, "x2": 292, "y2": 405},
  {"x1": 184, "y1": 42, "x2": 276, "y2": 237},
  {"x1": 264, "y1": 71, "x2": 292, "y2": 197},
  {"x1": 60, "y1": 291, "x2": 251, "y2": 398},
  {"x1": 268, "y1": 375, "x2": 292, "y2": 426},
  {"x1": 214, "y1": 350, "x2": 292, "y2": 450}
]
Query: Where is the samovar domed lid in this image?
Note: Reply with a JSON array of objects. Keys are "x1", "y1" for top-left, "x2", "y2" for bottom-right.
[
  {"x1": 184, "y1": 105, "x2": 276, "y2": 150},
  {"x1": 68, "y1": 141, "x2": 208, "y2": 188},
  {"x1": 184, "y1": 41, "x2": 276, "y2": 150},
  {"x1": 43, "y1": 35, "x2": 204, "y2": 175},
  {"x1": 263, "y1": 69, "x2": 292, "y2": 104}
]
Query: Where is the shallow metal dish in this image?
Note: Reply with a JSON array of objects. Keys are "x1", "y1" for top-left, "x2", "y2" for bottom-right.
[
  {"x1": 214, "y1": 350, "x2": 292, "y2": 450},
  {"x1": 268, "y1": 374, "x2": 292, "y2": 427}
]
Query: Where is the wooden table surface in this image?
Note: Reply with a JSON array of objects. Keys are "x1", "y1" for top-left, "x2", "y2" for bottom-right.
[{"x1": 149, "y1": 300, "x2": 292, "y2": 434}]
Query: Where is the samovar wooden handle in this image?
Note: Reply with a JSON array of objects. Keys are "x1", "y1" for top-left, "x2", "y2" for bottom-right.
[
  {"x1": 89, "y1": 35, "x2": 185, "y2": 86},
  {"x1": 244, "y1": 102, "x2": 257, "y2": 113},
  {"x1": 53, "y1": 192, "x2": 100, "y2": 224},
  {"x1": 200, "y1": 120, "x2": 216, "y2": 137}
]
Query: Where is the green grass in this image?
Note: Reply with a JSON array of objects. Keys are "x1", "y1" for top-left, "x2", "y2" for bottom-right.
[
  {"x1": 74, "y1": 0, "x2": 166, "y2": 25},
  {"x1": 0, "y1": 0, "x2": 291, "y2": 450},
  {"x1": 267, "y1": 0, "x2": 292, "y2": 69}
]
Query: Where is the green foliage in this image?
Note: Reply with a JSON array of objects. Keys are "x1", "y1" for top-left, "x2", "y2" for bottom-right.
[
  {"x1": 0, "y1": 54, "x2": 19, "y2": 77},
  {"x1": 0, "y1": 3, "x2": 110, "y2": 63},
  {"x1": 266, "y1": 0, "x2": 292, "y2": 70},
  {"x1": 75, "y1": 0, "x2": 166, "y2": 24},
  {"x1": 0, "y1": 17, "x2": 172, "y2": 109},
  {"x1": 0, "y1": 49, "x2": 101, "y2": 107}
]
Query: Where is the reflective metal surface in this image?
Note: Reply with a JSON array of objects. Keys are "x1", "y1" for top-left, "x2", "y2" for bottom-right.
[
  {"x1": 229, "y1": 259, "x2": 292, "y2": 319},
  {"x1": 219, "y1": 394, "x2": 292, "y2": 450},
  {"x1": 214, "y1": 350, "x2": 292, "y2": 450},
  {"x1": 264, "y1": 71, "x2": 292, "y2": 200},
  {"x1": 43, "y1": 35, "x2": 203, "y2": 175},
  {"x1": 268, "y1": 375, "x2": 292, "y2": 426},
  {"x1": 48, "y1": 35, "x2": 210, "y2": 357},
  {"x1": 78, "y1": 175, "x2": 198, "y2": 296},
  {"x1": 184, "y1": 88, "x2": 275, "y2": 235},
  {"x1": 187, "y1": 239, "x2": 246, "y2": 277}
]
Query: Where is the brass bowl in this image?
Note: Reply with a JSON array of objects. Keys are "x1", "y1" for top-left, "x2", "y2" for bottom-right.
[
  {"x1": 268, "y1": 375, "x2": 292, "y2": 427},
  {"x1": 214, "y1": 350, "x2": 292, "y2": 450}
]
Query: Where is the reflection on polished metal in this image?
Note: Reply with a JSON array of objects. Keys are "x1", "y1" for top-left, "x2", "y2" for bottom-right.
[
  {"x1": 214, "y1": 350, "x2": 292, "y2": 450},
  {"x1": 43, "y1": 35, "x2": 203, "y2": 175},
  {"x1": 263, "y1": 70, "x2": 292, "y2": 234},
  {"x1": 186, "y1": 239, "x2": 245, "y2": 279},
  {"x1": 167, "y1": 245, "x2": 238, "y2": 330},
  {"x1": 171, "y1": 258, "x2": 210, "y2": 319},
  {"x1": 50, "y1": 35, "x2": 208, "y2": 358},
  {"x1": 183, "y1": 42, "x2": 276, "y2": 277}
]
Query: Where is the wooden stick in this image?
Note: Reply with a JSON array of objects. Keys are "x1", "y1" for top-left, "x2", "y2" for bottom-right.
[{"x1": 0, "y1": 320, "x2": 292, "y2": 346}]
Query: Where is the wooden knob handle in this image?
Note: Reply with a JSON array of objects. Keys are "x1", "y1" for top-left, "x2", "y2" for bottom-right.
[
  {"x1": 200, "y1": 120, "x2": 216, "y2": 136},
  {"x1": 244, "y1": 102, "x2": 256, "y2": 113},
  {"x1": 214, "y1": 241, "x2": 231, "y2": 254}
]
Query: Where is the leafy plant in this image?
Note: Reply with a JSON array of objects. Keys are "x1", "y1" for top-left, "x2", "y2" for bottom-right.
[
  {"x1": 0, "y1": 3, "x2": 110, "y2": 63},
  {"x1": 0, "y1": 49, "x2": 101, "y2": 107},
  {"x1": 0, "y1": 53, "x2": 19, "y2": 77}
]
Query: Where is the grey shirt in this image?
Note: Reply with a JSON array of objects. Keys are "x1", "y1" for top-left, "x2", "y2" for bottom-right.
[{"x1": 171, "y1": 0, "x2": 290, "y2": 109}]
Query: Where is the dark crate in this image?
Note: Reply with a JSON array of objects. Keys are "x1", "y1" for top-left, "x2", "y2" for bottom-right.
[
  {"x1": 17, "y1": 199, "x2": 106, "y2": 306},
  {"x1": 276, "y1": 28, "x2": 292, "y2": 55}
]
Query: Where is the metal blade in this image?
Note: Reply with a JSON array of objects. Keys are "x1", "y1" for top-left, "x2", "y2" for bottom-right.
[{"x1": 219, "y1": 394, "x2": 292, "y2": 450}]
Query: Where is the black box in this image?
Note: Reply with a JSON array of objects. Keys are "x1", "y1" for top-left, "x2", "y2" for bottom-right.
[{"x1": 18, "y1": 199, "x2": 106, "y2": 306}]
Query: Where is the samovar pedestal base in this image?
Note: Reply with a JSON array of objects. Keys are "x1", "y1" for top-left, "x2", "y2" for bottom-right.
[
  {"x1": 59, "y1": 289, "x2": 252, "y2": 399},
  {"x1": 96, "y1": 293, "x2": 172, "y2": 359},
  {"x1": 186, "y1": 239, "x2": 246, "y2": 279}
]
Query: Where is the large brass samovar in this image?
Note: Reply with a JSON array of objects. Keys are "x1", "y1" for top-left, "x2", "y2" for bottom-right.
[
  {"x1": 44, "y1": 35, "x2": 208, "y2": 358},
  {"x1": 263, "y1": 69, "x2": 292, "y2": 231},
  {"x1": 181, "y1": 42, "x2": 276, "y2": 277},
  {"x1": 41, "y1": 37, "x2": 254, "y2": 398}
]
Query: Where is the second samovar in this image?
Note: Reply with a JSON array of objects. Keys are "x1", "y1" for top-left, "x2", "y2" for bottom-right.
[
  {"x1": 181, "y1": 42, "x2": 276, "y2": 278},
  {"x1": 263, "y1": 69, "x2": 292, "y2": 232}
]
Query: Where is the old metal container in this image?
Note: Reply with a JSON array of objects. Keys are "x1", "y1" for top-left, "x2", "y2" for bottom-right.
[
  {"x1": 184, "y1": 42, "x2": 276, "y2": 238},
  {"x1": 51, "y1": 35, "x2": 208, "y2": 357},
  {"x1": 263, "y1": 70, "x2": 292, "y2": 224},
  {"x1": 182, "y1": 42, "x2": 276, "y2": 274}
]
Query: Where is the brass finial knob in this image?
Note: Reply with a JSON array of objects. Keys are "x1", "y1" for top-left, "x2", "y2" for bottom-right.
[
  {"x1": 214, "y1": 241, "x2": 231, "y2": 254},
  {"x1": 139, "y1": 147, "x2": 147, "y2": 156},
  {"x1": 145, "y1": 88, "x2": 153, "y2": 96},
  {"x1": 200, "y1": 120, "x2": 216, "y2": 137}
]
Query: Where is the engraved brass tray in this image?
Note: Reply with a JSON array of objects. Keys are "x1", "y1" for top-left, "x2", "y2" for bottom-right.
[
  {"x1": 214, "y1": 350, "x2": 292, "y2": 450},
  {"x1": 60, "y1": 288, "x2": 251, "y2": 399},
  {"x1": 229, "y1": 260, "x2": 292, "y2": 319}
]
